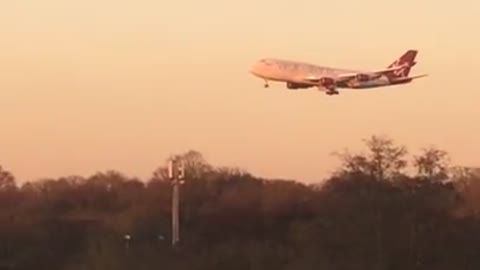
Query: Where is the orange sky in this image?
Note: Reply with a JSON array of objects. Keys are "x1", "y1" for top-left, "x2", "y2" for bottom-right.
[{"x1": 1, "y1": 0, "x2": 479, "y2": 183}]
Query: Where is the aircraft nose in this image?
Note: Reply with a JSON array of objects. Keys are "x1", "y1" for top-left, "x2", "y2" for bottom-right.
[{"x1": 249, "y1": 61, "x2": 261, "y2": 76}]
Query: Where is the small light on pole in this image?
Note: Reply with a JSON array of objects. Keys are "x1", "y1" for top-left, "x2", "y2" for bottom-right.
[
  {"x1": 168, "y1": 158, "x2": 174, "y2": 180},
  {"x1": 124, "y1": 234, "x2": 131, "y2": 249}
]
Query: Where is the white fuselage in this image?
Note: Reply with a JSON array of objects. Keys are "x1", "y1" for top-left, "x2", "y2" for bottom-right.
[{"x1": 250, "y1": 58, "x2": 392, "y2": 89}]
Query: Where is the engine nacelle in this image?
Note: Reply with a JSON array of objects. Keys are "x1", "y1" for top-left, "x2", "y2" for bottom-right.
[
  {"x1": 286, "y1": 82, "x2": 311, "y2": 89},
  {"x1": 319, "y1": 77, "x2": 335, "y2": 86},
  {"x1": 318, "y1": 77, "x2": 336, "y2": 90}
]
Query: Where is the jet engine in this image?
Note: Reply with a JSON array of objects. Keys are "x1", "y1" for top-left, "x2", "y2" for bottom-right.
[
  {"x1": 286, "y1": 82, "x2": 311, "y2": 89},
  {"x1": 319, "y1": 77, "x2": 336, "y2": 89}
]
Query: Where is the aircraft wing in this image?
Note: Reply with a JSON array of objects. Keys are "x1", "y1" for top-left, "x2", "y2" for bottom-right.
[
  {"x1": 303, "y1": 75, "x2": 325, "y2": 82},
  {"x1": 335, "y1": 65, "x2": 411, "y2": 81},
  {"x1": 302, "y1": 65, "x2": 412, "y2": 84}
]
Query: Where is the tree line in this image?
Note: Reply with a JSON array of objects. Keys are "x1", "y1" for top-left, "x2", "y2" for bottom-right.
[{"x1": 0, "y1": 135, "x2": 479, "y2": 270}]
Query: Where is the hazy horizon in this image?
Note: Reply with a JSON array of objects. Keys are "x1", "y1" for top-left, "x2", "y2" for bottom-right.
[{"x1": 1, "y1": 0, "x2": 479, "y2": 184}]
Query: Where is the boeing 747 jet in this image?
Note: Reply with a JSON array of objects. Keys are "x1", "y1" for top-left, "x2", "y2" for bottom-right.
[{"x1": 249, "y1": 50, "x2": 427, "y2": 95}]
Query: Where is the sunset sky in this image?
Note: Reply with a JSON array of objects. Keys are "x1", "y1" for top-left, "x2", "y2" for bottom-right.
[{"x1": 1, "y1": 0, "x2": 479, "y2": 183}]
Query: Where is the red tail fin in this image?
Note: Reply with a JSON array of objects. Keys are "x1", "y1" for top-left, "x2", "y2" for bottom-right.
[{"x1": 386, "y1": 50, "x2": 418, "y2": 80}]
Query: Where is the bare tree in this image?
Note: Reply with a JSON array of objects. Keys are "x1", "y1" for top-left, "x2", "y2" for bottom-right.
[
  {"x1": 0, "y1": 166, "x2": 16, "y2": 190},
  {"x1": 413, "y1": 146, "x2": 450, "y2": 182},
  {"x1": 333, "y1": 135, "x2": 408, "y2": 181}
]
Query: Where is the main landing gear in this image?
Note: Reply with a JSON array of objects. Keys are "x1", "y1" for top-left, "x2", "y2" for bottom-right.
[
  {"x1": 321, "y1": 85, "x2": 339, "y2": 95},
  {"x1": 326, "y1": 90, "x2": 339, "y2": 95},
  {"x1": 264, "y1": 80, "x2": 269, "y2": 88}
]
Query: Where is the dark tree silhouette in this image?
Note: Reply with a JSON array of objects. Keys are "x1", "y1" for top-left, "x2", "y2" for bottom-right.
[
  {"x1": 0, "y1": 136, "x2": 478, "y2": 270},
  {"x1": 0, "y1": 166, "x2": 15, "y2": 190},
  {"x1": 414, "y1": 145, "x2": 450, "y2": 182}
]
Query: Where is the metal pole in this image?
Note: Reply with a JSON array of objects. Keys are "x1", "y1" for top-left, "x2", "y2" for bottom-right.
[
  {"x1": 172, "y1": 178, "x2": 180, "y2": 246},
  {"x1": 169, "y1": 158, "x2": 183, "y2": 247}
]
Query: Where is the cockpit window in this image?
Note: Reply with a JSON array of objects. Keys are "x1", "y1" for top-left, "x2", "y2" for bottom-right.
[{"x1": 260, "y1": 59, "x2": 273, "y2": 65}]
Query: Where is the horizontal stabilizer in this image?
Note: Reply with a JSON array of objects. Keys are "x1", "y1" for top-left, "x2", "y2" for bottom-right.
[{"x1": 391, "y1": 74, "x2": 428, "y2": 83}]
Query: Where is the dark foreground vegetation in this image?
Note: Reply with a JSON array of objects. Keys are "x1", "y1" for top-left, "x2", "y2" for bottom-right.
[{"x1": 1, "y1": 135, "x2": 480, "y2": 270}]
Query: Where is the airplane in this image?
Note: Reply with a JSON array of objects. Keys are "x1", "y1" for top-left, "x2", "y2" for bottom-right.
[{"x1": 249, "y1": 50, "x2": 427, "y2": 95}]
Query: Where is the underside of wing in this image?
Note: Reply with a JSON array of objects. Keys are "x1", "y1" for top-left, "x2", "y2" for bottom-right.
[
  {"x1": 301, "y1": 66, "x2": 406, "y2": 83},
  {"x1": 303, "y1": 75, "x2": 335, "y2": 84},
  {"x1": 301, "y1": 76, "x2": 337, "y2": 91},
  {"x1": 303, "y1": 75, "x2": 323, "y2": 82}
]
